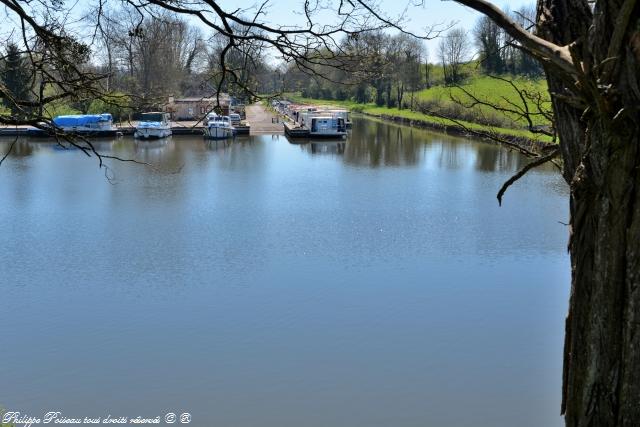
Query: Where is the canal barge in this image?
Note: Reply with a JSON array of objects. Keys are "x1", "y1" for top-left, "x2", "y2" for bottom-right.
[{"x1": 284, "y1": 116, "x2": 347, "y2": 139}]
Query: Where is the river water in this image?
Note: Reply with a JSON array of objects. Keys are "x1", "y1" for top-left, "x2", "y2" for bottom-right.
[{"x1": 0, "y1": 117, "x2": 569, "y2": 427}]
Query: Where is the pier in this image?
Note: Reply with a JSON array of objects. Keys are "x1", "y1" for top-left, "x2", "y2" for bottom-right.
[
  {"x1": 244, "y1": 104, "x2": 284, "y2": 134},
  {"x1": 0, "y1": 103, "x2": 289, "y2": 138}
]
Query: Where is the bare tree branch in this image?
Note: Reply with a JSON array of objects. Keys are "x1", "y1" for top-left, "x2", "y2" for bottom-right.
[
  {"x1": 497, "y1": 147, "x2": 560, "y2": 205},
  {"x1": 452, "y1": 0, "x2": 576, "y2": 77}
]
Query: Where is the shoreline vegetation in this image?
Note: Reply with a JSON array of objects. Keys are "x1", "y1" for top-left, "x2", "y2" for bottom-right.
[{"x1": 284, "y1": 76, "x2": 555, "y2": 153}]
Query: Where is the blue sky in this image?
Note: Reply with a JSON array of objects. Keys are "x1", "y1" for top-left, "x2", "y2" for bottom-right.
[
  {"x1": 2, "y1": 0, "x2": 536, "y2": 62},
  {"x1": 214, "y1": 0, "x2": 536, "y2": 58}
]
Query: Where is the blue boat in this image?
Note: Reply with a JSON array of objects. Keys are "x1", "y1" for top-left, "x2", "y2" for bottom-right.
[{"x1": 27, "y1": 113, "x2": 119, "y2": 137}]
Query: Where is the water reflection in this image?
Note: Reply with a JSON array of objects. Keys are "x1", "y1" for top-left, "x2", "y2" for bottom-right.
[
  {"x1": 6, "y1": 140, "x2": 35, "y2": 157},
  {"x1": 3, "y1": 118, "x2": 555, "y2": 179},
  {"x1": 474, "y1": 142, "x2": 527, "y2": 172},
  {"x1": 304, "y1": 141, "x2": 346, "y2": 155},
  {"x1": 205, "y1": 139, "x2": 231, "y2": 152},
  {"x1": 46, "y1": 139, "x2": 116, "y2": 153},
  {"x1": 283, "y1": 116, "x2": 549, "y2": 176},
  {"x1": 133, "y1": 138, "x2": 173, "y2": 162}
]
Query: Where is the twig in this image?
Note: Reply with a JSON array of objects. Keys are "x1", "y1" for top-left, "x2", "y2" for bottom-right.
[
  {"x1": 497, "y1": 148, "x2": 560, "y2": 205},
  {"x1": 0, "y1": 137, "x2": 18, "y2": 167}
]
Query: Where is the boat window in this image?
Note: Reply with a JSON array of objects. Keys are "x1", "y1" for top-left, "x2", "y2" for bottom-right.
[{"x1": 140, "y1": 113, "x2": 164, "y2": 122}]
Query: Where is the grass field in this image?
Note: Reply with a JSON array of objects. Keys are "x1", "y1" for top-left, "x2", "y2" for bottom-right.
[{"x1": 414, "y1": 76, "x2": 551, "y2": 128}]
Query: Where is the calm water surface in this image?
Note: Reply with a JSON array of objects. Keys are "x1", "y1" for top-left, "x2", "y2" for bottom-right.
[{"x1": 0, "y1": 117, "x2": 569, "y2": 427}]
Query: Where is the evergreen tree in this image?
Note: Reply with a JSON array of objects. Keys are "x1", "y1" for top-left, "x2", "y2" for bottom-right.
[{"x1": 1, "y1": 43, "x2": 32, "y2": 116}]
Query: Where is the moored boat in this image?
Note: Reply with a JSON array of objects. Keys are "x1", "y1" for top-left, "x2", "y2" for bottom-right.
[
  {"x1": 134, "y1": 112, "x2": 172, "y2": 139},
  {"x1": 283, "y1": 116, "x2": 347, "y2": 139},
  {"x1": 27, "y1": 113, "x2": 119, "y2": 137},
  {"x1": 307, "y1": 116, "x2": 347, "y2": 137},
  {"x1": 203, "y1": 115, "x2": 235, "y2": 140}
]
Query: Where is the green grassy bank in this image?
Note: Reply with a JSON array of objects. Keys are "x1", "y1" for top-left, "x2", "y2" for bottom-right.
[{"x1": 286, "y1": 76, "x2": 554, "y2": 147}]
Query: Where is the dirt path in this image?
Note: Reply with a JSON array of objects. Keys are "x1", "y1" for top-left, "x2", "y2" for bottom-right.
[{"x1": 245, "y1": 103, "x2": 284, "y2": 134}]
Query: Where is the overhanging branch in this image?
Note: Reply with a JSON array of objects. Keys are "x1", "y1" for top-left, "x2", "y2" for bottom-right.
[
  {"x1": 497, "y1": 148, "x2": 560, "y2": 205},
  {"x1": 451, "y1": 0, "x2": 577, "y2": 77}
]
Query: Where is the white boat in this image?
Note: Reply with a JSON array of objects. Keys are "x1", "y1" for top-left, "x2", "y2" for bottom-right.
[
  {"x1": 204, "y1": 115, "x2": 235, "y2": 140},
  {"x1": 50, "y1": 113, "x2": 118, "y2": 136},
  {"x1": 134, "y1": 112, "x2": 172, "y2": 139}
]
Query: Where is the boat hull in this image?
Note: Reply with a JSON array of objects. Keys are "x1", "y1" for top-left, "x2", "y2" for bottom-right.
[
  {"x1": 134, "y1": 128, "x2": 172, "y2": 139},
  {"x1": 26, "y1": 128, "x2": 120, "y2": 138},
  {"x1": 283, "y1": 122, "x2": 346, "y2": 139},
  {"x1": 203, "y1": 126, "x2": 234, "y2": 140},
  {"x1": 309, "y1": 131, "x2": 347, "y2": 138}
]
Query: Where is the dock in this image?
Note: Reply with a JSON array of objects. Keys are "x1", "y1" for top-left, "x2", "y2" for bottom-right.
[
  {"x1": 0, "y1": 103, "x2": 293, "y2": 138},
  {"x1": 244, "y1": 104, "x2": 284, "y2": 134},
  {"x1": 0, "y1": 122, "x2": 248, "y2": 138}
]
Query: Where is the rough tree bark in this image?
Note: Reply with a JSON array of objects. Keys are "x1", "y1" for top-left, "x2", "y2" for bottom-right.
[{"x1": 536, "y1": 1, "x2": 640, "y2": 425}]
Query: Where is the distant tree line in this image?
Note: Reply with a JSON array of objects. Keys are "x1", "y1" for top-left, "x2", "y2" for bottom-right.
[
  {"x1": 280, "y1": 3, "x2": 542, "y2": 106},
  {"x1": 90, "y1": 7, "x2": 278, "y2": 109},
  {"x1": 282, "y1": 31, "x2": 426, "y2": 109},
  {"x1": 1, "y1": 3, "x2": 542, "y2": 117},
  {"x1": 0, "y1": 5, "x2": 280, "y2": 119}
]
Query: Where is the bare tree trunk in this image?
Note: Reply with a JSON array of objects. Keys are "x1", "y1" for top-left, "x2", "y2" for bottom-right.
[
  {"x1": 562, "y1": 118, "x2": 640, "y2": 427},
  {"x1": 425, "y1": 61, "x2": 431, "y2": 89},
  {"x1": 105, "y1": 44, "x2": 113, "y2": 92}
]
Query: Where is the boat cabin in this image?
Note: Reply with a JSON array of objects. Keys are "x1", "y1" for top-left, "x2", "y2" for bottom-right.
[
  {"x1": 209, "y1": 115, "x2": 232, "y2": 126},
  {"x1": 140, "y1": 112, "x2": 170, "y2": 124},
  {"x1": 309, "y1": 117, "x2": 347, "y2": 136}
]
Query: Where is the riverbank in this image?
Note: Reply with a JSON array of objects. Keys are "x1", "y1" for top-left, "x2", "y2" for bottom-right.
[{"x1": 286, "y1": 94, "x2": 555, "y2": 152}]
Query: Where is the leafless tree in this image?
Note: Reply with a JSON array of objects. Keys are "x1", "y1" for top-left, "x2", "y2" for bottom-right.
[
  {"x1": 390, "y1": 34, "x2": 424, "y2": 109},
  {"x1": 424, "y1": 46, "x2": 432, "y2": 89},
  {"x1": 438, "y1": 28, "x2": 471, "y2": 84},
  {"x1": 473, "y1": 15, "x2": 505, "y2": 74}
]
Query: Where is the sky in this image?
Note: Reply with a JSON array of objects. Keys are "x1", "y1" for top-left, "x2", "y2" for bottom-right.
[
  {"x1": 213, "y1": 0, "x2": 536, "y2": 58},
  {"x1": 2, "y1": 0, "x2": 536, "y2": 63}
]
